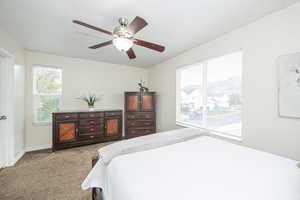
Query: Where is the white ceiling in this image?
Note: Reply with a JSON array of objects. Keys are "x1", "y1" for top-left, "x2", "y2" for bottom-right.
[{"x1": 0, "y1": 0, "x2": 299, "y2": 67}]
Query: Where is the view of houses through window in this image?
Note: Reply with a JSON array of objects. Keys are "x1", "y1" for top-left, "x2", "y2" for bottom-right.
[
  {"x1": 176, "y1": 51, "x2": 242, "y2": 137},
  {"x1": 33, "y1": 66, "x2": 62, "y2": 123}
]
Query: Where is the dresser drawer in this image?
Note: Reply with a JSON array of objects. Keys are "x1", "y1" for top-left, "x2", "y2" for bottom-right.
[
  {"x1": 126, "y1": 112, "x2": 154, "y2": 120},
  {"x1": 79, "y1": 125, "x2": 104, "y2": 134},
  {"x1": 78, "y1": 131, "x2": 105, "y2": 139},
  {"x1": 79, "y1": 119, "x2": 103, "y2": 126},
  {"x1": 79, "y1": 112, "x2": 104, "y2": 119},
  {"x1": 105, "y1": 111, "x2": 122, "y2": 117},
  {"x1": 55, "y1": 113, "x2": 78, "y2": 120},
  {"x1": 126, "y1": 120, "x2": 154, "y2": 127},
  {"x1": 126, "y1": 127, "x2": 155, "y2": 136}
]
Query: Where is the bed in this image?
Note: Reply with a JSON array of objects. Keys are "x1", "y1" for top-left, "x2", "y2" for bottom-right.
[{"x1": 82, "y1": 128, "x2": 300, "y2": 200}]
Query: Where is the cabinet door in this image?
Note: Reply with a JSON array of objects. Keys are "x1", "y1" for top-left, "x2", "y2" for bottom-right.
[
  {"x1": 56, "y1": 121, "x2": 77, "y2": 143},
  {"x1": 141, "y1": 93, "x2": 155, "y2": 112},
  {"x1": 105, "y1": 118, "x2": 121, "y2": 136},
  {"x1": 126, "y1": 93, "x2": 140, "y2": 112}
]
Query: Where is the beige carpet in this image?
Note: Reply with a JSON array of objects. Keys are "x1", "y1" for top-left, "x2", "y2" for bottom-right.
[{"x1": 0, "y1": 142, "x2": 112, "y2": 200}]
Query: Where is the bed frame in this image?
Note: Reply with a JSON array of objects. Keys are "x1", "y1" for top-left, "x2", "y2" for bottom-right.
[{"x1": 92, "y1": 156, "x2": 103, "y2": 200}]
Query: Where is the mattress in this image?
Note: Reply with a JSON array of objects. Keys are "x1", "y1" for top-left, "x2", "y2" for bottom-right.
[{"x1": 82, "y1": 129, "x2": 300, "y2": 200}]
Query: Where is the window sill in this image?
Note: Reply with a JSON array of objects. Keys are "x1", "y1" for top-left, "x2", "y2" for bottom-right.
[{"x1": 176, "y1": 121, "x2": 242, "y2": 142}]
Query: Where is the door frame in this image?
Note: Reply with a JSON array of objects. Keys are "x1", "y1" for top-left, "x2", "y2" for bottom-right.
[{"x1": 0, "y1": 48, "x2": 15, "y2": 168}]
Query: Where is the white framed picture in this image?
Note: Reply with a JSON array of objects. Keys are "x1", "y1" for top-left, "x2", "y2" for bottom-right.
[{"x1": 277, "y1": 52, "x2": 300, "y2": 118}]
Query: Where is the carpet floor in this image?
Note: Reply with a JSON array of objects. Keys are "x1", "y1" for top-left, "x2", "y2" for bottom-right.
[{"x1": 0, "y1": 142, "x2": 112, "y2": 200}]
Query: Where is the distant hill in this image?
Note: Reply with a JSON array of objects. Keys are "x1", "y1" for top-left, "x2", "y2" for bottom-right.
[
  {"x1": 208, "y1": 77, "x2": 240, "y2": 96},
  {"x1": 181, "y1": 77, "x2": 240, "y2": 97},
  {"x1": 182, "y1": 84, "x2": 202, "y2": 95}
]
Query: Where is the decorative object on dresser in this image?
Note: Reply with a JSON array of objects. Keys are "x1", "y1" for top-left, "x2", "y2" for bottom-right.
[
  {"x1": 125, "y1": 92, "x2": 156, "y2": 139},
  {"x1": 138, "y1": 79, "x2": 149, "y2": 92},
  {"x1": 77, "y1": 94, "x2": 102, "y2": 111},
  {"x1": 52, "y1": 110, "x2": 122, "y2": 151}
]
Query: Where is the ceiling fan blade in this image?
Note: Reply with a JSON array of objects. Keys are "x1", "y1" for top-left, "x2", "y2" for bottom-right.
[
  {"x1": 89, "y1": 40, "x2": 113, "y2": 49},
  {"x1": 76, "y1": 31, "x2": 108, "y2": 40},
  {"x1": 73, "y1": 20, "x2": 112, "y2": 35},
  {"x1": 126, "y1": 48, "x2": 136, "y2": 59},
  {"x1": 127, "y1": 16, "x2": 148, "y2": 34},
  {"x1": 134, "y1": 39, "x2": 165, "y2": 52}
]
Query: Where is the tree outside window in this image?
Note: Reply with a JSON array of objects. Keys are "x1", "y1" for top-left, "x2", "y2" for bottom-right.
[{"x1": 33, "y1": 66, "x2": 62, "y2": 123}]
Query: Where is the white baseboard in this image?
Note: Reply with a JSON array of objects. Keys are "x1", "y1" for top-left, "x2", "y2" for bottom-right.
[
  {"x1": 4, "y1": 144, "x2": 51, "y2": 167},
  {"x1": 25, "y1": 144, "x2": 52, "y2": 152},
  {"x1": 12, "y1": 150, "x2": 25, "y2": 165}
]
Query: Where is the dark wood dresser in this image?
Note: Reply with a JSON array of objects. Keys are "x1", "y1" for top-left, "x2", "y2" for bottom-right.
[
  {"x1": 52, "y1": 110, "x2": 122, "y2": 151},
  {"x1": 125, "y1": 92, "x2": 156, "y2": 138}
]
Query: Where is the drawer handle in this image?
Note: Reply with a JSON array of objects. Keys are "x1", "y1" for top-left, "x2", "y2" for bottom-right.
[
  {"x1": 90, "y1": 128, "x2": 95, "y2": 131},
  {"x1": 90, "y1": 135, "x2": 94, "y2": 138},
  {"x1": 65, "y1": 115, "x2": 70, "y2": 118},
  {"x1": 90, "y1": 121, "x2": 95, "y2": 124}
]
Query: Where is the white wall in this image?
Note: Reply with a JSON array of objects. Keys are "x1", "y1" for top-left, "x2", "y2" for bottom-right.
[
  {"x1": 0, "y1": 28, "x2": 25, "y2": 163},
  {"x1": 25, "y1": 51, "x2": 148, "y2": 150},
  {"x1": 0, "y1": 29, "x2": 24, "y2": 66},
  {"x1": 149, "y1": 3, "x2": 300, "y2": 160}
]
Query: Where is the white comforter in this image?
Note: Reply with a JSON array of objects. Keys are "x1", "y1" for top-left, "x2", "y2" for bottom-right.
[
  {"x1": 82, "y1": 129, "x2": 300, "y2": 200},
  {"x1": 98, "y1": 128, "x2": 204, "y2": 164}
]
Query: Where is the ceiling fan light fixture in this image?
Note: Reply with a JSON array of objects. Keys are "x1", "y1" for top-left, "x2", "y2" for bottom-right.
[{"x1": 113, "y1": 37, "x2": 133, "y2": 52}]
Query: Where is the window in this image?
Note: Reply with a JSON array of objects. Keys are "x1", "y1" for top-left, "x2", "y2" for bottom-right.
[
  {"x1": 33, "y1": 66, "x2": 62, "y2": 124},
  {"x1": 176, "y1": 51, "x2": 242, "y2": 138}
]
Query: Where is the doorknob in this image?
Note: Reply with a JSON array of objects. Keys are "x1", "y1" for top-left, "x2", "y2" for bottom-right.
[{"x1": 0, "y1": 116, "x2": 7, "y2": 120}]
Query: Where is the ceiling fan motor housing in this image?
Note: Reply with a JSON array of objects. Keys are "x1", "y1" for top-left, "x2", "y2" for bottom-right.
[
  {"x1": 113, "y1": 18, "x2": 133, "y2": 39},
  {"x1": 113, "y1": 26, "x2": 132, "y2": 38}
]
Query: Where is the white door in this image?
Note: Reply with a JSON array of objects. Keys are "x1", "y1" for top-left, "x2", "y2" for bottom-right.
[{"x1": 0, "y1": 51, "x2": 15, "y2": 168}]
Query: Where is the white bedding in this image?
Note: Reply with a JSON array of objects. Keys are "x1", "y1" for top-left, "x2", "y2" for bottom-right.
[
  {"x1": 98, "y1": 128, "x2": 205, "y2": 164},
  {"x1": 82, "y1": 129, "x2": 300, "y2": 200}
]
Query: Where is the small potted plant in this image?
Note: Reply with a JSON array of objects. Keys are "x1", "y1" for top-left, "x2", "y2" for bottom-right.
[
  {"x1": 138, "y1": 79, "x2": 149, "y2": 92},
  {"x1": 78, "y1": 94, "x2": 101, "y2": 111}
]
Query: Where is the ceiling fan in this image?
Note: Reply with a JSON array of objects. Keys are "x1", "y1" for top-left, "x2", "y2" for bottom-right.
[{"x1": 73, "y1": 16, "x2": 165, "y2": 59}]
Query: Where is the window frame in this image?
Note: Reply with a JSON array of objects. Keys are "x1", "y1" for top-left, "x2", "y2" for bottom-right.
[
  {"x1": 176, "y1": 51, "x2": 243, "y2": 141},
  {"x1": 32, "y1": 65, "x2": 62, "y2": 125}
]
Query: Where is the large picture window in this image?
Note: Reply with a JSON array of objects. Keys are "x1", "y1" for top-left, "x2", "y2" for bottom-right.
[
  {"x1": 176, "y1": 51, "x2": 242, "y2": 138},
  {"x1": 33, "y1": 66, "x2": 62, "y2": 124}
]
